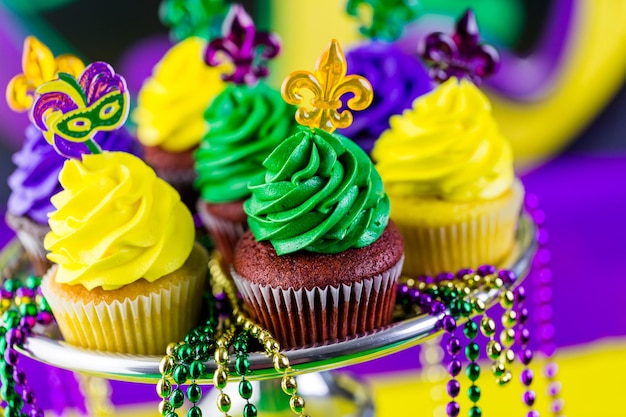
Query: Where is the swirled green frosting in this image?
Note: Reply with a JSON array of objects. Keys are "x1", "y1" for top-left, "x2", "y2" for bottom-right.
[
  {"x1": 245, "y1": 127, "x2": 390, "y2": 255},
  {"x1": 194, "y1": 83, "x2": 297, "y2": 203}
]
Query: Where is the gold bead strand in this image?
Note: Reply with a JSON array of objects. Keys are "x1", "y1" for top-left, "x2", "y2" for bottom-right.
[
  {"x1": 213, "y1": 322, "x2": 237, "y2": 417},
  {"x1": 157, "y1": 342, "x2": 179, "y2": 416},
  {"x1": 495, "y1": 289, "x2": 517, "y2": 385},
  {"x1": 209, "y1": 253, "x2": 310, "y2": 417}
]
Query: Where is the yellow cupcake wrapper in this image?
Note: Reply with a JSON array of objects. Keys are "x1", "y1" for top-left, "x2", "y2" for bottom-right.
[
  {"x1": 41, "y1": 263, "x2": 206, "y2": 355},
  {"x1": 393, "y1": 181, "x2": 524, "y2": 277}
]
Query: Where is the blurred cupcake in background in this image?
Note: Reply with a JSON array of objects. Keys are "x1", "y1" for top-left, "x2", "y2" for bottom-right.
[
  {"x1": 132, "y1": 35, "x2": 228, "y2": 209},
  {"x1": 194, "y1": 4, "x2": 297, "y2": 268},
  {"x1": 337, "y1": 0, "x2": 432, "y2": 154},
  {"x1": 4, "y1": 37, "x2": 140, "y2": 276},
  {"x1": 372, "y1": 10, "x2": 524, "y2": 277}
]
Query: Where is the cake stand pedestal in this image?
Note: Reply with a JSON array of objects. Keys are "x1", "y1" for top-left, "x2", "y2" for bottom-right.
[{"x1": 5, "y1": 215, "x2": 536, "y2": 416}]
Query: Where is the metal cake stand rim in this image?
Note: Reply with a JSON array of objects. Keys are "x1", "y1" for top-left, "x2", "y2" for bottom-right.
[{"x1": 11, "y1": 215, "x2": 536, "y2": 384}]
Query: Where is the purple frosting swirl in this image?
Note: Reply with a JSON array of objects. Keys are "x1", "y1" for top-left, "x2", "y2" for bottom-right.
[
  {"x1": 338, "y1": 41, "x2": 433, "y2": 154},
  {"x1": 7, "y1": 125, "x2": 141, "y2": 225}
]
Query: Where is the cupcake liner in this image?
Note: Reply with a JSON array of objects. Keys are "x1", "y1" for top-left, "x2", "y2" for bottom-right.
[
  {"x1": 396, "y1": 181, "x2": 524, "y2": 277},
  {"x1": 231, "y1": 256, "x2": 404, "y2": 348},
  {"x1": 41, "y1": 263, "x2": 206, "y2": 355},
  {"x1": 5, "y1": 212, "x2": 52, "y2": 276},
  {"x1": 196, "y1": 200, "x2": 247, "y2": 268}
]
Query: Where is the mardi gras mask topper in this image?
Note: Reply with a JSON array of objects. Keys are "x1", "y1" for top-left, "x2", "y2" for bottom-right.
[
  {"x1": 6, "y1": 36, "x2": 84, "y2": 113},
  {"x1": 281, "y1": 39, "x2": 373, "y2": 133},
  {"x1": 420, "y1": 9, "x2": 500, "y2": 86},
  {"x1": 30, "y1": 61, "x2": 129, "y2": 159},
  {"x1": 204, "y1": 3, "x2": 281, "y2": 85}
]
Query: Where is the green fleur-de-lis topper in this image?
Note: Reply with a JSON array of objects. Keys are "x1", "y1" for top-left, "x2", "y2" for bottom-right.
[
  {"x1": 159, "y1": 0, "x2": 230, "y2": 41},
  {"x1": 346, "y1": 0, "x2": 421, "y2": 41},
  {"x1": 281, "y1": 39, "x2": 373, "y2": 133}
]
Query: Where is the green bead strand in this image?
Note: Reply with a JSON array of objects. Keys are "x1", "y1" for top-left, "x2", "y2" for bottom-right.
[
  {"x1": 189, "y1": 360, "x2": 205, "y2": 379},
  {"x1": 466, "y1": 363, "x2": 480, "y2": 382},
  {"x1": 235, "y1": 355, "x2": 250, "y2": 375},
  {"x1": 239, "y1": 379, "x2": 253, "y2": 400},
  {"x1": 469, "y1": 405, "x2": 482, "y2": 417},
  {"x1": 187, "y1": 383, "x2": 202, "y2": 403},
  {"x1": 172, "y1": 364, "x2": 189, "y2": 385},
  {"x1": 18, "y1": 303, "x2": 37, "y2": 318},
  {"x1": 463, "y1": 320, "x2": 478, "y2": 339},
  {"x1": 468, "y1": 385, "x2": 481, "y2": 402},
  {"x1": 169, "y1": 388, "x2": 185, "y2": 409},
  {"x1": 243, "y1": 403, "x2": 258, "y2": 417},
  {"x1": 188, "y1": 406, "x2": 202, "y2": 417},
  {"x1": 465, "y1": 342, "x2": 480, "y2": 362},
  {"x1": 176, "y1": 344, "x2": 193, "y2": 362}
]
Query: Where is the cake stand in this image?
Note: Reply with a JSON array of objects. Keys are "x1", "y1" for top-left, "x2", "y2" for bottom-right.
[{"x1": 2, "y1": 215, "x2": 536, "y2": 416}]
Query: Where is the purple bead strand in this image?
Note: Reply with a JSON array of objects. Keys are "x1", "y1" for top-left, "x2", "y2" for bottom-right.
[
  {"x1": 516, "y1": 284, "x2": 538, "y2": 416},
  {"x1": 443, "y1": 315, "x2": 461, "y2": 417},
  {"x1": 525, "y1": 194, "x2": 565, "y2": 416}
]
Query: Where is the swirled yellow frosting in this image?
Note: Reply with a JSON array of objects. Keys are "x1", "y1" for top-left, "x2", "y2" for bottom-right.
[
  {"x1": 44, "y1": 152, "x2": 194, "y2": 290},
  {"x1": 371, "y1": 77, "x2": 514, "y2": 201},
  {"x1": 133, "y1": 37, "x2": 227, "y2": 152}
]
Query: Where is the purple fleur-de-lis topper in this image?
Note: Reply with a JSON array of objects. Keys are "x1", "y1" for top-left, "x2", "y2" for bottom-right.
[
  {"x1": 204, "y1": 3, "x2": 281, "y2": 85},
  {"x1": 30, "y1": 62, "x2": 130, "y2": 159},
  {"x1": 419, "y1": 9, "x2": 500, "y2": 86}
]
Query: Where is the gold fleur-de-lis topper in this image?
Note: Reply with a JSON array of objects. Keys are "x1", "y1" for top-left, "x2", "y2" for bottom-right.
[
  {"x1": 6, "y1": 36, "x2": 84, "y2": 112},
  {"x1": 281, "y1": 39, "x2": 373, "y2": 133}
]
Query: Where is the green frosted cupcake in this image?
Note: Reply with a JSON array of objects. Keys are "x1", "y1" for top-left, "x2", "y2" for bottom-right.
[
  {"x1": 232, "y1": 126, "x2": 404, "y2": 348},
  {"x1": 194, "y1": 82, "x2": 297, "y2": 267}
]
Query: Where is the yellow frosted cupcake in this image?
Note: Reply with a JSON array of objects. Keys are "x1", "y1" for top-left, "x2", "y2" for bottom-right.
[
  {"x1": 40, "y1": 151, "x2": 208, "y2": 355},
  {"x1": 132, "y1": 36, "x2": 228, "y2": 208},
  {"x1": 372, "y1": 77, "x2": 524, "y2": 277}
]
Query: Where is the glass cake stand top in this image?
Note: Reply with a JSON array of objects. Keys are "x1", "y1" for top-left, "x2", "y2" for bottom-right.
[{"x1": 9, "y1": 215, "x2": 536, "y2": 385}]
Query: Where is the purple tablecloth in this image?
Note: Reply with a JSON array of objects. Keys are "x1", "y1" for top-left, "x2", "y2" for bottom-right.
[{"x1": 2, "y1": 152, "x2": 625, "y2": 407}]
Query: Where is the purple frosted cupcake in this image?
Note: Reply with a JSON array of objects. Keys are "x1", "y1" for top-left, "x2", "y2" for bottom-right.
[
  {"x1": 6, "y1": 125, "x2": 140, "y2": 275},
  {"x1": 338, "y1": 41, "x2": 432, "y2": 154}
]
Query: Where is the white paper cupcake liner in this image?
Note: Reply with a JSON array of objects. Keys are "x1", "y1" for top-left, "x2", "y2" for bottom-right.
[
  {"x1": 41, "y1": 266, "x2": 205, "y2": 355},
  {"x1": 231, "y1": 256, "x2": 404, "y2": 348}
]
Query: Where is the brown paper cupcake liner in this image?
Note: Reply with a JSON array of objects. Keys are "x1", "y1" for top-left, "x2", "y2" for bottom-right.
[
  {"x1": 231, "y1": 256, "x2": 404, "y2": 349},
  {"x1": 196, "y1": 200, "x2": 247, "y2": 268}
]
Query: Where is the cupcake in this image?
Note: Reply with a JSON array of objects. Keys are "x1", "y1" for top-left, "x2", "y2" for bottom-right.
[
  {"x1": 32, "y1": 60, "x2": 208, "y2": 354},
  {"x1": 5, "y1": 126, "x2": 140, "y2": 276},
  {"x1": 4, "y1": 36, "x2": 87, "y2": 276},
  {"x1": 194, "y1": 82, "x2": 297, "y2": 267},
  {"x1": 371, "y1": 12, "x2": 523, "y2": 277},
  {"x1": 338, "y1": 41, "x2": 432, "y2": 155},
  {"x1": 40, "y1": 151, "x2": 208, "y2": 354},
  {"x1": 231, "y1": 40, "x2": 404, "y2": 348},
  {"x1": 338, "y1": 0, "x2": 432, "y2": 155},
  {"x1": 194, "y1": 4, "x2": 296, "y2": 268},
  {"x1": 132, "y1": 36, "x2": 227, "y2": 208}
]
